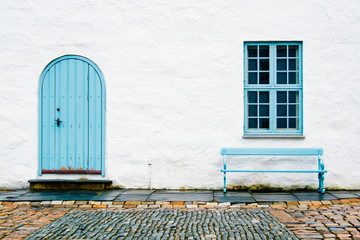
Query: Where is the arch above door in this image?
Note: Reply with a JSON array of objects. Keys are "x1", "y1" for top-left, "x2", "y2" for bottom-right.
[{"x1": 38, "y1": 55, "x2": 105, "y2": 176}]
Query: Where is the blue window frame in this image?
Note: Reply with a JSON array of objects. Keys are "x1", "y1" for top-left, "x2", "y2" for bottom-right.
[{"x1": 244, "y1": 42, "x2": 303, "y2": 135}]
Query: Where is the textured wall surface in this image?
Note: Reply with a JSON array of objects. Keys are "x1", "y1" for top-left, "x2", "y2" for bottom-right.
[{"x1": 0, "y1": 0, "x2": 359, "y2": 189}]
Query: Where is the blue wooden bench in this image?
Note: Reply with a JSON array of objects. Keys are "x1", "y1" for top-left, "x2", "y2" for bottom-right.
[{"x1": 220, "y1": 148, "x2": 327, "y2": 194}]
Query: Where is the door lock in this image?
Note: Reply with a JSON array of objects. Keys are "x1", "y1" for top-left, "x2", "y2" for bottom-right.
[{"x1": 55, "y1": 118, "x2": 62, "y2": 127}]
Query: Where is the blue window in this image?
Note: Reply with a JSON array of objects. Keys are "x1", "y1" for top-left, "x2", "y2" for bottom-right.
[{"x1": 244, "y1": 42, "x2": 303, "y2": 135}]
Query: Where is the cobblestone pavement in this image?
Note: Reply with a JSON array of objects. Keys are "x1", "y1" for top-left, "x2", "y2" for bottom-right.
[
  {"x1": 0, "y1": 199, "x2": 360, "y2": 239},
  {"x1": 0, "y1": 204, "x2": 69, "y2": 240},
  {"x1": 25, "y1": 209, "x2": 297, "y2": 240}
]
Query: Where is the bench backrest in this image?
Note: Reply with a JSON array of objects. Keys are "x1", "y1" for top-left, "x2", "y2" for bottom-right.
[{"x1": 221, "y1": 148, "x2": 323, "y2": 156}]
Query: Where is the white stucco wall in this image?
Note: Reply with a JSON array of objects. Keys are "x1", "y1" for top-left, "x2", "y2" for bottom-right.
[{"x1": 0, "y1": 0, "x2": 359, "y2": 189}]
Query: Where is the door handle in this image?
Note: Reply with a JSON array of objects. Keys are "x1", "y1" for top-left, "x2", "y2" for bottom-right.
[{"x1": 55, "y1": 118, "x2": 62, "y2": 127}]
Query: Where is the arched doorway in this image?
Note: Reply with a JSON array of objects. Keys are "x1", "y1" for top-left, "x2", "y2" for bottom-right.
[{"x1": 38, "y1": 55, "x2": 105, "y2": 176}]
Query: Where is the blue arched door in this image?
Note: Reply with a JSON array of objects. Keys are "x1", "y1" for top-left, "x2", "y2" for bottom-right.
[{"x1": 39, "y1": 55, "x2": 105, "y2": 176}]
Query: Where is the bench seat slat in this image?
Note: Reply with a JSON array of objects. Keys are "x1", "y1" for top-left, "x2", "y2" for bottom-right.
[
  {"x1": 221, "y1": 170, "x2": 327, "y2": 173},
  {"x1": 221, "y1": 148, "x2": 323, "y2": 156}
]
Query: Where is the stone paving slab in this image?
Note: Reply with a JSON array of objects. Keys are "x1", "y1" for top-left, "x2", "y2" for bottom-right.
[
  {"x1": 214, "y1": 196, "x2": 255, "y2": 203},
  {"x1": 155, "y1": 190, "x2": 213, "y2": 194},
  {"x1": 120, "y1": 190, "x2": 155, "y2": 195},
  {"x1": 2, "y1": 190, "x2": 360, "y2": 204},
  {"x1": 0, "y1": 191, "x2": 29, "y2": 201},
  {"x1": 114, "y1": 194, "x2": 150, "y2": 201},
  {"x1": 292, "y1": 192, "x2": 338, "y2": 201},
  {"x1": 213, "y1": 191, "x2": 255, "y2": 203},
  {"x1": 113, "y1": 190, "x2": 155, "y2": 201},
  {"x1": 328, "y1": 191, "x2": 360, "y2": 199},
  {"x1": 148, "y1": 193, "x2": 213, "y2": 202},
  {"x1": 0, "y1": 190, "x2": 28, "y2": 196},
  {"x1": 53, "y1": 192, "x2": 104, "y2": 201},
  {"x1": 214, "y1": 192, "x2": 256, "y2": 203},
  {"x1": 214, "y1": 191, "x2": 253, "y2": 196},
  {"x1": 252, "y1": 193, "x2": 299, "y2": 202}
]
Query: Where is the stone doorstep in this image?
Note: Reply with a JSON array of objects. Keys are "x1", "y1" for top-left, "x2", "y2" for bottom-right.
[{"x1": 28, "y1": 179, "x2": 113, "y2": 190}]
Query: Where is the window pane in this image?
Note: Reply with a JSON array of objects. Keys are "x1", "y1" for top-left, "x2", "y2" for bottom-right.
[
  {"x1": 289, "y1": 59, "x2": 298, "y2": 70},
  {"x1": 248, "y1": 92, "x2": 257, "y2": 103},
  {"x1": 288, "y1": 45, "x2": 298, "y2": 57},
  {"x1": 248, "y1": 72, "x2": 257, "y2": 84},
  {"x1": 259, "y1": 91, "x2": 269, "y2": 103},
  {"x1": 288, "y1": 105, "x2": 298, "y2": 116},
  {"x1": 259, "y1": 118, "x2": 269, "y2": 129},
  {"x1": 259, "y1": 72, "x2": 269, "y2": 84},
  {"x1": 277, "y1": 91, "x2": 287, "y2": 103},
  {"x1": 277, "y1": 59, "x2": 287, "y2": 70},
  {"x1": 259, "y1": 59, "x2": 269, "y2": 70},
  {"x1": 249, "y1": 118, "x2": 257, "y2": 128},
  {"x1": 248, "y1": 59, "x2": 257, "y2": 70},
  {"x1": 277, "y1": 105, "x2": 287, "y2": 116},
  {"x1": 288, "y1": 72, "x2": 298, "y2": 84},
  {"x1": 259, "y1": 46, "x2": 269, "y2": 57},
  {"x1": 277, "y1": 72, "x2": 287, "y2": 84},
  {"x1": 277, "y1": 118, "x2": 287, "y2": 128},
  {"x1": 244, "y1": 42, "x2": 302, "y2": 135},
  {"x1": 248, "y1": 46, "x2": 258, "y2": 57},
  {"x1": 277, "y1": 45, "x2": 287, "y2": 57},
  {"x1": 289, "y1": 91, "x2": 298, "y2": 103},
  {"x1": 259, "y1": 105, "x2": 269, "y2": 116},
  {"x1": 248, "y1": 105, "x2": 258, "y2": 116},
  {"x1": 288, "y1": 118, "x2": 298, "y2": 129}
]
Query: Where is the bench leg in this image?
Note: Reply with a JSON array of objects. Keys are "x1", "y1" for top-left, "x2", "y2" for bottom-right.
[
  {"x1": 223, "y1": 154, "x2": 227, "y2": 195},
  {"x1": 223, "y1": 171, "x2": 227, "y2": 195},
  {"x1": 317, "y1": 173, "x2": 325, "y2": 194}
]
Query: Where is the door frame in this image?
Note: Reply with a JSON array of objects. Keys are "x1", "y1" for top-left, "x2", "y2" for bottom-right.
[{"x1": 38, "y1": 55, "x2": 106, "y2": 176}]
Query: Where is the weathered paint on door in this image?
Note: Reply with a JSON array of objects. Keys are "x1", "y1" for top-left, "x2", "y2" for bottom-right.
[{"x1": 39, "y1": 55, "x2": 105, "y2": 176}]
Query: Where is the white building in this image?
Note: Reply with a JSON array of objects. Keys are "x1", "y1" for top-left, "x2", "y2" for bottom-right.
[{"x1": 1, "y1": 0, "x2": 359, "y2": 190}]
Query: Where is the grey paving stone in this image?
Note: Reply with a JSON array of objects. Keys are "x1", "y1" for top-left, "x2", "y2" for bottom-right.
[
  {"x1": 120, "y1": 190, "x2": 155, "y2": 195},
  {"x1": 252, "y1": 193, "x2": 298, "y2": 202},
  {"x1": 0, "y1": 190, "x2": 29, "y2": 201},
  {"x1": 251, "y1": 192, "x2": 295, "y2": 195},
  {"x1": 51, "y1": 192, "x2": 100, "y2": 201},
  {"x1": 214, "y1": 195, "x2": 255, "y2": 203},
  {"x1": 328, "y1": 190, "x2": 355, "y2": 194},
  {"x1": 214, "y1": 191, "x2": 252, "y2": 197},
  {"x1": 114, "y1": 194, "x2": 150, "y2": 201},
  {"x1": 327, "y1": 191, "x2": 359, "y2": 198},
  {"x1": 3, "y1": 190, "x2": 118, "y2": 201},
  {"x1": 148, "y1": 193, "x2": 213, "y2": 202},
  {"x1": 25, "y1": 209, "x2": 298, "y2": 239},
  {"x1": 154, "y1": 190, "x2": 212, "y2": 194},
  {"x1": 8, "y1": 191, "x2": 64, "y2": 201},
  {"x1": 0, "y1": 190, "x2": 28, "y2": 195},
  {"x1": 291, "y1": 192, "x2": 338, "y2": 201},
  {"x1": 95, "y1": 190, "x2": 125, "y2": 196},
  {"x1": 0, "y1": 196, "x2": 24, "y2": 201},
  {"x1": 301, "y1": 195, "x2": 337, "y2": 201},
  {"x1": 350, "y1": 191, "x2": 360, "y2": 196},
  {"x1": 80, "y1": 190, "x2": 124, "y2": 201},
  {"x1": 1, "y1": 189, "x2": 354, "y2": 202}
]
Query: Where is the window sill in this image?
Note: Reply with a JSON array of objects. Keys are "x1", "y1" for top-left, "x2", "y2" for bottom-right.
[{"x1": 242, "y1": 135, "x2": 305, "y2": 139}]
